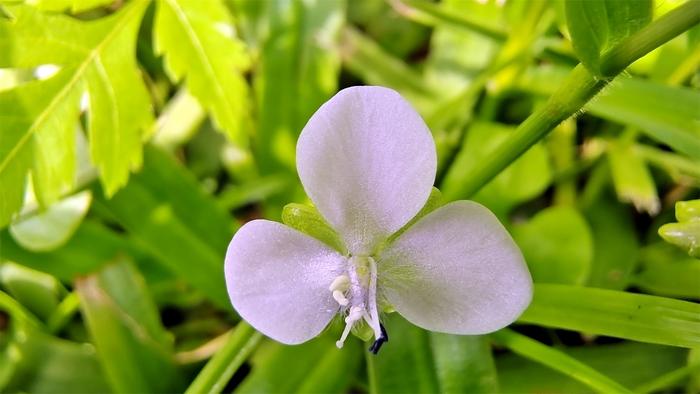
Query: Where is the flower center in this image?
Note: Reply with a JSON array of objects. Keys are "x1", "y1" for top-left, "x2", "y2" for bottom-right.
[{"x1": 329, "y1": 255, "x2": 388, "y2": 353}]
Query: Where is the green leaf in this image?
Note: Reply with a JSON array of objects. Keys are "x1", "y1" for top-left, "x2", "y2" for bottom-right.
[
  {"x1": 583, "y1": 195, "x2": 640, "y2": 290},
  {"x1": 659, "y1": 199, "x2": 700, "y2": 257},
  {"x1": 565, "y1": 0, "x2": 653, "y2": 76},
  {"x1": 491, "y1": 329, "x2": 632, "y2": 393},
  {"x1": 430, "y1": 333, "x2": 498, "y2": 393},
  {"x1": 95, "y1": 145, "x2": 236, "y2": 308},
  {"x1": 281, "y1": 203, "x2": 346, "y2": 254},
  {"x1": 0, "y1": 220, "x2": 149, "y2": 282},
  {"x1": 76, "y1": 256, "x2": 182, "y2": 393},
  {"x1": 1, "y1": 326, "x2": 110, "y2": 394},
  {"x1": 607, "y1": 142, "x2": 659, "y2": 215},
  {"x1": 498, "y1": 342, "x2": 686, "y2": 393},
  {"x1": 30, "y1": 0, "x2": 115, "y2": 13},
  {"x1": 370, "y1": 314, "x2": 440, "y2": 394},
  {"x1": 9, "y1": 190, "x2": 91, "y2": 252},
  {"x1": 441, "y1": 122, "x2": 552, "y2": 216},
  {"x1": 587, "y1": 78, "x2": 700, "y2": 159},
  {"x1": 513, "y1": 206, "x2": 593, "y2": 285},
  {"x1": 0, "y1": 0, "x2": 152, "y2": 228},
  {"x1": 154, "y1": 0, "x2": 250, "y2": 147},
  {"x1": 0, "y1": 262, "x2": 66, "y2": 321},
  {"x1": 633, "y1": 243, "x2": 700, "y2": 298},
  {"x1": 520, "y1": 284, "x2": 700, "y2": 348},
  {"x1": 237, "y1": 334, "x2": 359, "y2": 394},
  {"x1": 255, "y1": 0, "x2": 345, "y2": 174}
]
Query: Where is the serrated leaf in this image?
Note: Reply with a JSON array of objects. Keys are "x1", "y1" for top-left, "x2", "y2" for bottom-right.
[
  {"x1": 565, "y1": 0, "x2": 652, "y2": 76},
  {"x1": 30, "y1": 0, "x2": 115, "y2": 13},
  {"x1": 154, "y1": 0, "x2": 250, "y2": 147},
  {"x1": 0, "y1": 0, "x2": 153, "y2": 228}
]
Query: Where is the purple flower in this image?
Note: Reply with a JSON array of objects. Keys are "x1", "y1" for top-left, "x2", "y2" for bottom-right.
[{"x1": 225, "y1": 86, "x2": 532, "y2": 352}]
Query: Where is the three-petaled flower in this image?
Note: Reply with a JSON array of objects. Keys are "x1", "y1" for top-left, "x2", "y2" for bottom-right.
[{"x1": 225, "y1": 86, "x2": 532, "y2": 353}]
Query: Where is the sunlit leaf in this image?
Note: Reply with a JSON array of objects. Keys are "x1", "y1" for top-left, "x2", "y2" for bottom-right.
[
  {"x1": 154, "y1": 0, "x2": 250, "y2": 147},
  {"x1": 0, "y1": 0, "x2": 152, "y2": 227},
  {"x1": 565, "y1": 0, "x2": 652, "y2": 76}
]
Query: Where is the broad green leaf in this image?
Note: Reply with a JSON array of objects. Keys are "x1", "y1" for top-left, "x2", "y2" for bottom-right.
[
  {"x1": 565, "y1": 0, "x2": 652, "y2": 76},
  {"x1": 587, "y1": 78, "x2": 700, "y2": 159},
  {"x1": 95, "y1": 145, "x2": 236, "y2": 308},
  {"x1": 441, "y1": 122, "x2": 552, "y2": 216},
  {"x1": 1, "y1": 326, "x2": 110, "y2": 393},
  {"x1": 633, "y1": 243, "x2": 700, "y2": 299},
  {"x1": 76, "y1": 257, "x2": 182, "y2": 393},
  {"x1": 498, "y1": 342, "x2": 686, "y2": 393},
  {"x1": 513, "y1": 206, "x2": 593, "y2": 285},
  {"x1": 430, "y1": 333, "x2": 498, "y2": 393},
  {"x1": 584, "y1": 194, "x2": 639, "y2": 290},
  {"x1": 607, "y1": 142, "x2": 659, "y2": 215},
  {"x1": 0, "y1": 262, "x2": 65, "y2": 321},
  {"x1": 282, "y1": 203, "x2": 346, "y2": 254},
  {"x1": 154, "y1": 0, "x2": 250, "y2": 147},
  {"x1": 255, "y1": 0, "x2": 345, "y2": 174},
  {"x1": 520, "y1": 284, "x2": 700, "y2": 348},
  {"x1": 491, "y1": 329, "x2": 631, "y2": 393},
  {"x1": 0, "y1": 1, "x2": 152, "y2": 228},
  {"x1": 9, "y1": 190, "x2": 91, "y2": 252},
  {"x1": 659, "y1": 199, "x2": 700, "y2": 257},
  {"x1": 371, "y1": 314, "x2": 440, "y2": 394}
]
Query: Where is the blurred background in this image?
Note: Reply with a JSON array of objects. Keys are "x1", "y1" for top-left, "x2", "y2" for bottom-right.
[{"x1": 0, "y1": 0, "x2": 699, "y2": 392}]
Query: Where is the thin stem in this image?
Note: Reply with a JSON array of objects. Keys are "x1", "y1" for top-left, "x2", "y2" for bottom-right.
[
  {"x1": 600, "y1": 0, "x2": 700, "y2": 77},
  {"x1": 184, "y1": 322, "x2": 262, "y2": 394},
  {"x1": 442, "y1": 1, "x2": 700, "y2": 200},
  {"x1": 365, "y1": 347, "x2": 379, "y2": 394}
]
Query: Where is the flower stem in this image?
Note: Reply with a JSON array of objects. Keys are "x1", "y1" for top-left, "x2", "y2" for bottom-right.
[
  {"x1": 184, "y1": 322, "x2": 262, "y2": 394},
  {"x1": 365, "y1": 348, "x2": 379, "y2": 394},
  {"x1": 443, "y1": 1, "x2": 700, "y2": 201}
]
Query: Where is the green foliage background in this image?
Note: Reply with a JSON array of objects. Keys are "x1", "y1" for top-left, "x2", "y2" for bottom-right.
[{"x1": 0, "y1": 0, "x2": 699, "y2": 393}]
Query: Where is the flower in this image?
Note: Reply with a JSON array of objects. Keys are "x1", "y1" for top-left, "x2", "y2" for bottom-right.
[{"x1": 224, "y1": 86, "x2": 532, "y2": 353}]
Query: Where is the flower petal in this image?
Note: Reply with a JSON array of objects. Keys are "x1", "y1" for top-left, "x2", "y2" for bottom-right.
[
  {"x1": 225, "y1": 220, "x2": 346, "y2": 344},
  {"x1": 296, "y1": 86, "x2": 437, "y2": 254},
  {"x1": 378, "y1": 201, "x2": 532, "y2": 334}
]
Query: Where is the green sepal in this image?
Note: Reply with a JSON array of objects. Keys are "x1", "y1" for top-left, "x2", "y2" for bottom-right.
[
  {"x1": 659, "y1": 199, "x2": 700, "y2": 257},
  {"x1": 282, "y1": 203, "x2": 347, "y2": 254},
  {"x1": 350, "y1": 320, "x2": 374, "y2": 342}
]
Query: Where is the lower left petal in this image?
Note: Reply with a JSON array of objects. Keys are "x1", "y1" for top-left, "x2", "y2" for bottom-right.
[{"x1": 225, "y1": 220, "x2": 346, "y2": 344}]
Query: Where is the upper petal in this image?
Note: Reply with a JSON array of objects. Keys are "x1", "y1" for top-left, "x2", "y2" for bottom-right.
[
  {"x1": 378, "y1": 201, "x2": 533, "y2": 335},
  {"x1": 296, "y1": 86, "x2": 437, "y2": 255},
  {"x1": 225, "y1": 220, "x2": 346, "y2": 344}
]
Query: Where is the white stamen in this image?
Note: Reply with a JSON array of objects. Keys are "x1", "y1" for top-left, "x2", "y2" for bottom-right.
[
  {"x1": 334, "y1": 256, "x2": 384, "y2": 349},
  {"x1": 329, "y1": 275, "x2": 350, "y2": 291},
  {"x1": 366, "y1": 257, "x2": 383, "y2": 340},
  {"x1": 332, "y1": 290, "x2": 349, "y2": 306},
  {"x1": 336, "y1": 306, "x2": 364, "y2": 348}
]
